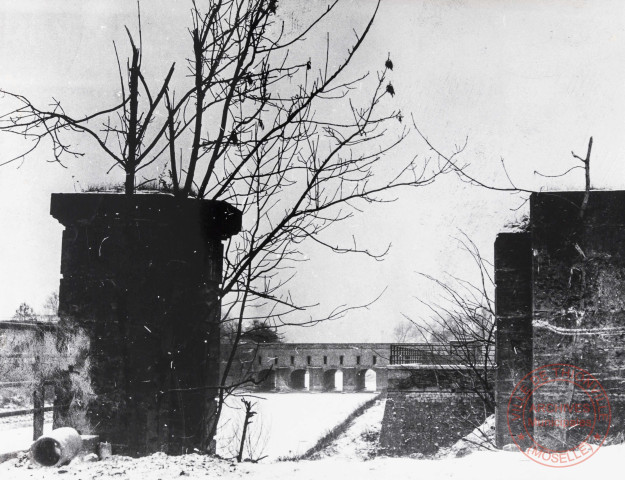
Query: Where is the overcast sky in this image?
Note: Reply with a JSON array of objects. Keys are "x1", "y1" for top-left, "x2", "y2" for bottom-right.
[{"x1": 1, "y1": 0, "x2": 625, "y2": 341}]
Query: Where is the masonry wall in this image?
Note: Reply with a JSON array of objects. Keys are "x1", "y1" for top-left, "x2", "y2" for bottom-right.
[
  {"x1": 380, "y1": 366, "x2": 487, "y2": 456},
  {"x1": 530, "y1": 191, "x2": 625, "y2": 449},
  {"x1": 221, "y1": 343, "x2": 390, "y2": 392},
  {"x1": 495, "y1": 191, "x2": 625, "y2": 450},
  {"x1": 51, "y1": 194, "x2": 241, "y2": 456}
]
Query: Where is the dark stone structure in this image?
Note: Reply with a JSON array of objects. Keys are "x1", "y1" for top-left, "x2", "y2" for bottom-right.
[
  {"x1": 379, "y1": 365, "x2": 487, "y2": 456},
  {"x1": 494, "y1": 232, "x2": 533, "y2": 447},
  {"x1": 380, "y1": 391, "x2": 484, "y2": 456},
  {"x1": 51, "y1": 193, "x2": 241, "y2": 456},
  {"x1": 224, "y1": 342, "x2": 390, "y2": 392},
  {"x1": 495, "y1": 191, "x2": 625, "y2": 449}
]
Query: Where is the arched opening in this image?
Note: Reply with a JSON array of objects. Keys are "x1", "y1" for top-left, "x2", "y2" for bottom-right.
[
  {"x1": 322, "y1": 369, "x2": 344, "y2": 391},
  {"x1": 290, "y1": 369, "x2": 308, "y2": 390},
  {"x1": 364, "y1": 369, "x2": 377, "y2": 391},
  {"x1": 356, "y1": 369, "x2": 376, "y2": 391},
  {"x1": 335, "y1": 370, "x2": 344, "y2": 391},
  {"x1": 257, "y1": 369, "x2": 276, "y2": 391}
]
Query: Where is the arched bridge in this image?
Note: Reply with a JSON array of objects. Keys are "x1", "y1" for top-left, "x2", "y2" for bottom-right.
[{"x1": 249, "y1": 343, "x2": 391, "y2": 392}]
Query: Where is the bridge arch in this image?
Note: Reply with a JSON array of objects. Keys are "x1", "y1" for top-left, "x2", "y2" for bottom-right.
[
  {"x1": 323, "y1": 369, "x2": 344, "y2": 391},
  {"x1": 356, "y1": 369, "x2": 377, "y2": 391},
  {"x1": 290, "y1": 369, "x2": 308, "y2": 390}
]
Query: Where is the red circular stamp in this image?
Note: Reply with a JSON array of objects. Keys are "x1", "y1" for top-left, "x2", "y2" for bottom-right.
[{"x1": 507, "y1": 364, "x2": 611, "y2": 467}]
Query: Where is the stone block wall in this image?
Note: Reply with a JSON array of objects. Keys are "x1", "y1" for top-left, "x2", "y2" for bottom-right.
[
  {"x1": 531, "y1": 192, "x2": 625, "y2": 449},
  {"x1": 380, "y1": 390, "x2": 485, "y2": 456},
  {"x1": 379, "y1": 365, "x2": 489, "y2": 456},
  {"x1": 51, "y1": 194, "x2": 241, "y2": 456},
  {"x1": 494, "y1": 232, "x2": 533, "y2": 447},
  {"x1": 495, "y1": 191, "x2": 625, "y2": 449},
  {"x1": 221, "y1": 342, "x2": 390, "y2": 392}
]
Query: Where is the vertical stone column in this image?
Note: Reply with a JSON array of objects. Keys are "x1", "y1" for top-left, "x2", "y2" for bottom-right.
[
  {"x1": 375, "y1": 368, "x2": 388, "y2": 391},
  {"x1": 275, "y1": 368, "x2": 292, "y2": 391},
  {"x1": 494, "y1": 232, "x2": 532, "y2": 448},
  {"x1": 307, "y1": 367, "x2": 324, "y2": 392},
  {"x1": 51, "y1": 194, "x2": 241, "y2": 456},
  {"x1": 530, "y1": 191, "x2": 625, "y2": 449},
  {"x1": 342, "y1": 368, "x2": 358, "y2": 392}
]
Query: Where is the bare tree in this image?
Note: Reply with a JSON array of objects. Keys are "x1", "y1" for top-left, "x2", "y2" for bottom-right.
[
  {"x1": 0, "y1": 4, "x2": 175, "y2": 194},
  {"x1": 403, "y1": 234, "x2": 496, "y2": 414},
  {"x1": 12, "y1": 303, "x2": 37, "y2": 322},
  {"x1": 41, "y1": 292, "x2": 60, "y2": 321},
  {"x1": 1, "y1": 0, "x2": 452, "y2": 452},
  {"x1": 236, "y1": 397, "x2": 257, "y2": 462},
  {"x1": 392, "y1": 319, "x2": 423, "y2": 343}
]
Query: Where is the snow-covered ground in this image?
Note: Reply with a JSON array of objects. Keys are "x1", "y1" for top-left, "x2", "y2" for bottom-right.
[
  {"x1": 3, "y1": 443, "x2": 625, "y2": 480},
  {"x1": 0, "y1": 393, "x2": 376, "y2": 460},
  {"x1": 0, "y1": 423, "x2": 52, "y2": 458},
  {"x1": 2, "y1": 395, "x2": 625, "y2": 480},
  {"x1": 215, "y1": 392, "x2": 377, "y2": 460},
  {"x1": 0, "y1": 411, "x2": 53, "y2": 457},
  {"x1": 309, "y1": 396, "x2": 386, "y2": 460}
]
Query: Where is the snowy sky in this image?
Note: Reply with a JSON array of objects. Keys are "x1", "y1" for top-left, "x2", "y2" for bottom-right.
[{"x1": 1, "y1": 0, "x2": 625, "y2": 341}]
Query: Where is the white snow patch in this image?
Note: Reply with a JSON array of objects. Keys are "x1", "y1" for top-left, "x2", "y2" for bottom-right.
[
  {"x1": 438, "y1": 414, "x2": 496, "y2": 458},
  {"x1": 310, "y1": 397, "x2": 386, "y2": 460},
  {"x1": 3, "y1": 444, "x2": 625, "y2": 480},
  {"x1": 216, "y1": 392, "x2": 377, "y2": 461}
]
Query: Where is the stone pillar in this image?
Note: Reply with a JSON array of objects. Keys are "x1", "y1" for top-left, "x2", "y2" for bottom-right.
[
  {"x1": 51, "y1": 194, "x2": 241, "y2": 456},
  {"x1": 494, "y1": 232, "x2": 532, "y2": 448},
  {"x1": 307, "y1": 367, "x2": 324, "y2": 392},
  {"x1": 530, "y1": 191, "x2": 625, "y2": 449},
  {"x1": 374, "y1": 368, "x2": 388, "y2": 391},
  {"x1": 275, "y1": 368, "x2": 292, "y2": 391},
  {"x1": 342, "y1": 368, "x2": 358, "y2": 392}
]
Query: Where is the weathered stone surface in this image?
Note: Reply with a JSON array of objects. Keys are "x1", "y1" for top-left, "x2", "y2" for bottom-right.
[
  {"x1": 494, "y1": 232, "x2": 532, "y2": 448},
  {"x1": 495, "y1": 191, "x2": 625, "y2": 450},
  {"x1": 223, "y1": 342, "x2": 390, "y2": 391},
  {"x1": 530, "y1": 192, "x2": 625, "y2": 450},
  {"x1": 51, "y1": 193, "x2": 241, "y2": 456},
  {"x1": 385, "y1": 366, "x2": 479, "y2": 392},
  {"x1": 80, "y1": 435, "x2": 100, "y2": 454},
  {"x1": 379, "y1": 391, "x2": 485, "y2": 456}
]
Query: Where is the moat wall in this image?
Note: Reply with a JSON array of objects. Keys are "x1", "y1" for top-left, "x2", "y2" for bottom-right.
[{"x1": 379, "y1": 366, "x2": 488, "y2": 456}]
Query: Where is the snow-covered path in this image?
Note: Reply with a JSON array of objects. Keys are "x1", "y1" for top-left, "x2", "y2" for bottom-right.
[
  {"x1": 309, "y1": 396, "x2": 386, "y2": 460},
  {"x1": 216, "y1": 392, "x2": 377, "y2": 460}
]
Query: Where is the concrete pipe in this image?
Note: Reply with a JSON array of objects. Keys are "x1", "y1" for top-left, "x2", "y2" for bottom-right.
[{"x1": 31, "y1": 427, "x2": 83, "y2": 467}]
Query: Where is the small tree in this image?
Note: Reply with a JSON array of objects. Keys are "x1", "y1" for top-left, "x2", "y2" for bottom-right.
[
  {"x1": 12, "y1": 302, "x2": 37, "y2": 322},
  {"x1": 392, "y1": 319, "x2": 423, "y2": 343},
  {"x1": 42, "y1": 292, "x2": 60, "y2": 318},
  {"x1": 404, "y1": 234, "x2": 496, "y2": 415},
  {"x1": 241, "y1": 320, "x2": 282, "y2": 344}
]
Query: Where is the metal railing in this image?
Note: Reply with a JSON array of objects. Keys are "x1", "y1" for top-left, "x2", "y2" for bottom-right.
[{"x1": 389, "y1": 343, "x2": 484, "y2": 366}]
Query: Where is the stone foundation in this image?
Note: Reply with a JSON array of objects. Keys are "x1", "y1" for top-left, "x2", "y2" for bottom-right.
[{"x1": 379, "y1": 366, "x2": 488, "y2": 456}]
